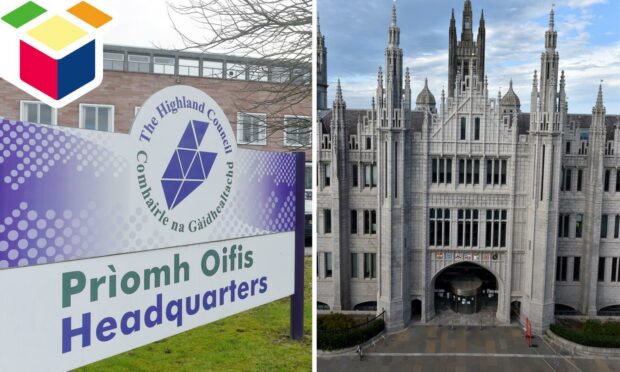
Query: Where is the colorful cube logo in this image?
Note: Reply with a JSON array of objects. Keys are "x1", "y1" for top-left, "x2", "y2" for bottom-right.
[{"x1": 0, "y1": 1, "x2": 114, "y2": 108}]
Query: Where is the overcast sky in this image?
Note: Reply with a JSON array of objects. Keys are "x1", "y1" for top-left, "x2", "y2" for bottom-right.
[{"x1": 319, "y1": 0, "x2": 619, "y2": 114}]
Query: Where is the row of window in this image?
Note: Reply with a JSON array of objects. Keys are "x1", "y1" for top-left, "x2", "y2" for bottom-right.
[
  {"x1": 431, "y1": 158, "x2": 507, "y2": 186},
  {"x1": 429, "y1": 209, "x2": 507, "y2": 248},
  {"x1": 601, "y1": 215, "x2": 620, "y2": 239},
  {"x1": 558, "y1": 214, "x2": 584, "y2": 238},
  {"x1": 104, "y1": 52, "x2": 309, "y2": 83},
  {"x1": 20, "y1": 102, "x2": 310, "y2": 146},
  {"x1": 323, "y1": 163, "x2": 378, "y2": 188},
  {"x1": 603, "y1": 169, "x2": 620, "y2": 192},
  {"x1": 598, "y1": 257, "x2": 620, "y2": 283},
  {"x1": 323, "y1": 209, "x2": 377, "y2": 235},
  {"x1": 565, "y1": 140, "x2": 615, "y2": 156},
  {"x1": 459, "y1": 117, "x2": 481, "y2": 141},
  {"x1": 556, "y1": 256, "x2": 581, "y2": 282},
  {"x1": 318, "y1": 252, "x2": 377, "y2": 279}
]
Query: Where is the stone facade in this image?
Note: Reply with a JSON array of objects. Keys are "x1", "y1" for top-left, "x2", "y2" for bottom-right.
[{"x1": 316, "y1": 1, "x2": 620, "y2": 334}]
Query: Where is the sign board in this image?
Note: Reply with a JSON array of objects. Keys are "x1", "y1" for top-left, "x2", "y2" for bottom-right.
[{"x1": 0, "y1": 86, "x2": 304, "y2": 370}]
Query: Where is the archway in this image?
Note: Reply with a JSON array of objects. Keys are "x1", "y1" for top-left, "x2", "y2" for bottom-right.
[
  {"x1": 432, "y1": 261, "x2": 499, "y2": 323},
  {"x1": 317, "y1": 302, "x2": 330, "y2": 311},
  {"x1": 354, "y1": 301, "x2": 377, "y2": 311},
  {"x1": 598, "y1": 305, "x2": 620, "y2": 316},
  {"x1": 411, "y1": 299, "x2": 422, "y2": 321},
  {"x1": 554, "y1": 304, "x2": 579, "y2": 315}
]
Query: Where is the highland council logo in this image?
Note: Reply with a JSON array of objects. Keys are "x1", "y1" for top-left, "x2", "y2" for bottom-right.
[
  {"x1": 0, "y1": 0, "x2": 114, "y2": 108},
  {"x1": 133, "y1": 86, "x2": 237, "y2": 234}
]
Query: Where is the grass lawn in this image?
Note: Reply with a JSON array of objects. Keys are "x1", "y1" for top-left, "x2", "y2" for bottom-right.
[{"x1": 77, "y1": 257, "x2": 312, "y2": 371}]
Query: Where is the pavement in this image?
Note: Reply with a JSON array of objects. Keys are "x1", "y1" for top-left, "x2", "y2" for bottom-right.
[{"x1": 318, "y1": 325, "x2": 620, "y2": 372}]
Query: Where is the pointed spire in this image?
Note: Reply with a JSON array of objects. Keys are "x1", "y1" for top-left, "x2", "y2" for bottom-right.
[
  {"x1": 377, "y1": 66, "x2": 383, "y2": 85},
  {"x1": 391, "y1": 0, "x2": 397, "y2": 26},
  {"x1": 549, "y1": 4, "x2": 555, "y2": 31},
  {"x1": 596, "y1": 82, "x2": 604, "y2": 109},
  {"x1": 335, "y1": 79, "x2": 343, "y2": 102},
  {"x1": 405, "y1": 67, "x2": 411, "y2": 86},
  {"x1": 532, "y1": 70, "x2": 538, "y2": 88},
  {"x1": 317, "y1": 14, "x2": 321, "y2": 36}
]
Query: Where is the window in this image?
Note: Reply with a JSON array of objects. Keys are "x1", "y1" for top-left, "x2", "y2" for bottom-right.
[
  {"x1": 598, "y1": 257, "x2": 605, "y2": 282},
  {"x1": 363, "y1": 210, "x2": 377, "y2": 235},
  {"x1": 153, "y1": 56, "x2": 175, "y2": 74},
  {"x1": 485, "y1": 210, "x2": 507, "y2": 248},
  {"x1": 460, "y1": 117, "x2": 466, "y2": 140},
  {"x1": 612, "y1": 258, "x2": 619, "y2": 282},
  {"x1": 429, "y1": 208, "x2": 450, "y2": 246},
  {"x1": 364, "y1": 253, "x2": 376, "y2": 278},
  {"x1": 458, "y1": 209, "x2": 479, "y2": 247},
  {"x1": 248, "y1": 65, "x2": 269, "y2": 81},
  {"x1": 615, "y1": 215, "x2": 620, "y2": 239},
  {"x1": 365, "y1": 137, "x2": 372, "y2": 150},
  {"x1": 283, "y1": 116, "x2": 311, "y2": 146},
  {"x1": 486, "y1": 159, "x2": 507, "y2": 186},
  {"x1": 351, "y1": 210, "x2": 358, "y2": 234},
  {"x1": 575, "y1": 214, "x2": 583, "y2": 238},
  {"x1": 20, "y1": 101, "x2": 56, "y2": 125},
  {"x1": 458, "y1": 159, "x2": 480, "y2": 185},
  {"x1": 226, "y1": 63, "x2": 246, "y2": 80},
  {"x1": 431, "y1": 158, "x2": 452, "y2": 184},
  {"x1": 178, "y1": 58, "x2": 199, "y2": 77},
  {"x1": 304, "y1": 164, "x2": 312, "y2": 191},
  {"x1": 127, "y1": 54, "x2": 150, "y2": 73},
  {"x1": 601, "y1": 214, "x2": 608, "y2": 239},
  {"x1": 565, "y1": 141, "x2": 571, "y2": 154},
  {"x1": 79, "y1": 104, "x2": 114, "y2": 132},
  {"x1": 324, "y1": 209, "x2": 331, "y2": 234},
  {"x1": 604, "y1": 169, "x2": 611, "y2": 192},
  {"x1": 617, "y1": 170, "x2": 620, "y2": 192},
  {"x1": 352, "y1": 164, "x2": 359, "y2": 187},
  {"x1": 561, "y1": 168, "x2": 572, "y2": 191},
  {"x1": 324, "y1": 252, "x2": 332, "y2": 278},
  {"x1": 558, "y1": 214, "x2": 570, "y2": 238},
  {"x1": 237, "y1": 113, "x2": 267, "y2": 145},
  {"x1": 364, "y1": 164, "x2": 377, "y2": 187},
  {"x1": 103, "y1": 52, "x2": 124, "y2": 71},
  {"x1": 203, "y1": 60, "x2": 223, "y2": 78},
  {"x1": 556, "y1": 256, "x2": 568, "y2": 282},
  {"x1": 573, "y1": 257, "x2": 581, "y2": 282},
  {"x1": 324, "y1": 163, "x2": 331, "y2": 187},
  {"x1": 577, "y1": 169, "x2": 583, "y2": 192},
  {"x1": 474, "y1": 117, "x2": 480, "y2": 140},
  {"x1": 271, "y1": 67, "x2": 289, "y2": 83},
  {"x1": 351, "y1": 253, "x2": 358, "y2": 278}
]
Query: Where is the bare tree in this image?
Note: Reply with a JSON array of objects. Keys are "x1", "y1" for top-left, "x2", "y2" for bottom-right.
[{"x1": 168, "y1": 0, "x2": 312, "y2": 149}]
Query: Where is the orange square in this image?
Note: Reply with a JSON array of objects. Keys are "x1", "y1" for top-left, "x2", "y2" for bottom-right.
[{"x1": 67, "y1": 1, "x2": 111, "y2": 28}]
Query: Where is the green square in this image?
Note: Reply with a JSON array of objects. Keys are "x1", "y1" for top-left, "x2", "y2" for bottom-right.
[{"x1": 2, "y1": 1, "x2": 46, "y2": 29}]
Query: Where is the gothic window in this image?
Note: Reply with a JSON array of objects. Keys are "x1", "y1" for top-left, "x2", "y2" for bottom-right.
[
  {"x1": 573, "y1": 257, "x2": 581, "y2": 282},
  {"x1": 460, "y1": 117, "x2": 466, "y2": 140},
  {"x1": 598, "y1": 257, "x2": 606, "y2": 282},
  {"x1": 349, "y1": 135, "x2": 358, "y2": 150},
  {"x1": 324, "y1": 209, "x2": 332, "y2": 234},
  {"x1": 578, "y1": 141, "x2": 588, "y2": 155},
  {"x1": 432, "y1": 158, "x2": 452, "y2": 184},
  {"x1": 565, "y1": 141, "x2": 571, "y2": 154},
  {"x1": 363, "y1": 210, "x2": 377, "y2": 235},
  {"x1": 366, "y1": 137, "x2": 372, "y2": 150},
  {"x1": 351, "y1": 210, "x2": 358, "y2": 234},
  {"x1": 459, "y1": 159, "x2": 480, "y2": 185},
  {"x1": 325, "y1": 252, "x2": 332, "y2": 278},
  {"x1": 324, "y1": 163, "x2": 331, "y2": 187},
  {"x1": 560, "y1": 167, "x2": 572, "y2": 191},
  {"x1": 457, "y1": 209, "x2": 479, "y2": 247},
  {"x1": 352, "y1": 164, "x2": 359, "y2": 187},
  {"x1": 364, "y1": 164, "x2": 377, "y2": 188},
  {"x1": 612, "y1": 258, "x2": 620, "y2": 282},
  {"x1": 486, "y1": 159, "x2": 507, "y2": 186},
  {"x1": 558, "y1": 214, "x2": 570, "y2": 238},
  {"x1": 575, "y1": 214, "x2": 583, "y2": 238},
  {"x1": 351, "y1": 253, "x2": 358, "y2": 278},
  {"x1": 429, "y1": 208, "x2": 450, "y2": 247},
  {"x1": 556, "y1": 256, "x2": 568, "y2": 282},
  {"x1": 617, "y1": 170, "x2": 620, "y2": 192},
  {"x1": 485, "y1": 210, "x2": 507, "y2": 248},
  {"x1": 601, "y1": 214, "x2": 609, "y2": 239},
  {"x1": 604, "y1": 169, "x2": 611, "y2": 192},
  {"x1": 364, "y1": 253, "x2": 376, "y2": 279},
  {"x1": 606, "y1": 141, "x2": 614, "y2": 156},
  {"x1": 615, "y1": 215, "x2": 620, "y2": 239},
  {"x1": 474, "y1": 118, "x2": 480, "y2": 140},
  {"x1": 577, "y1": 169, "x2": 583, "y2": 192}
]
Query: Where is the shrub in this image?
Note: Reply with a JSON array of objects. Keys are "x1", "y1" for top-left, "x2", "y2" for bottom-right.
[
  {"x1": 550, "y1": 322, "x2": 620, "y2": 348},
  {"x1": 318, "y1": 313, "x2": 385, "y2": 351}
]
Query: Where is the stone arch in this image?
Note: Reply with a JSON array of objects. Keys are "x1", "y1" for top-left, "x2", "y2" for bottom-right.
[
  {"x1": 597, "y1": 304, "x2": 620, "y2": 316},
  {"x1": 554, "y1": 303, "x2": 579, "y2": 315},
  {"x1": 430, "y1": 261, "x2": 506, "y2": 322},
  {"x1": 411, "y1": 299, "x2": 422, "y2": 321},
  {"x1": 353, "y1": 301, "x2": 377, "y2": 311},
  {"x1": 317, "y1": 302, "x2": 330, "y2": 311}
]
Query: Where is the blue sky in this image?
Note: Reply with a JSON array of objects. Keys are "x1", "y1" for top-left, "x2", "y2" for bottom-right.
[{"x1": 319, "y1": 0, "x2": 619, "y2": 114}]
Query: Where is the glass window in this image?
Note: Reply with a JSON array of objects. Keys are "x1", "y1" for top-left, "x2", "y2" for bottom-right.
[
  {"x1": 430, "y1": 208, "x2": 450, "y2": 247},
  {"x1": 226, "y1": 63, "x2": 246, "y2": 80},
  {"x1": 20, "y1": 101, "x2": 56, "y2": 125},
  {"x1": 573, "y1": 257, "x2": 581, "y2": 282},
  {"x1": 351, "y1": 253, "x2": 358, "y2": 278},
  {"x1": 179, "y1": 58, "x2": 199, "y2": 77},
  {"x1": 474, "y1": 117, "x2": 480, "y2": 140},
  {"x1": 577, "y1": 169, "x2": 583, "y2": 191},
  {"x1": 351, "y1": 210, "x2": 358, "y2": 234},
  {"x1": 458, "y1": 209, "x2": 479, "y2": 247},
  {"x1": 271, "y1": 66, "x2": 289, "y2": 83},
  {"x1": 248, "y1": 65, "x2": 269, "y2": 81},
  {"x1": 364, "y1": 253, "x2": 376, "y2": 279},
  {"x1": 601, "y1": 214, "x2": 608, "y2": 239},
  {"x1": 556, "y1": 256, "x2": 568, "y2": 282},
  {"x1": 153, "y1": 56, "x2": 175, "y2": 75},
  {"x1": 304, "y1": 164, "x2": 312, "y2": 191},
  {"x1": 103, "y1": 52, "x2": 124, "y2": 71},
  {"x1": 604, "y1": 169, "x2": 611, "y2": 192},
  {"x1": 575, "y1": 214, "x2": 583, "y2": 238},
  {"x1": 203, "y1": 60, "x2": 223, "y2": 78},
  {"x1": 237, "y1": 112, "x2": 267, "y2": 145},
  {"x1": 283, "y1": 116, "x2": 311, "y2": 146},
  {"x1": 324, "y1": 163, "x2": 331, "y2": 187},
  {"x1": 324, "y1": 209, "x2": 331, "y2": 234},
  {"x1": 352, "y1": 164, "x2": 358, "y2": 187},
  {"x1": 565, "y1": 141, "x2": 571, "y2": 154},
  {"x1": 127, "y1": 54, "x2": 150, "y2": 73},
  {"x1": 598, "y1": 257, "x2": 605, "y2": 281},
  {"x1": 615, "y1": 215, "x2": 620, "y2": 239},
  {"x1": 80, "y1": 105, "x2": 114, "y2": 132},
  {"x1": 325, "y1": 252, "x2": 332, "y2": 278}
]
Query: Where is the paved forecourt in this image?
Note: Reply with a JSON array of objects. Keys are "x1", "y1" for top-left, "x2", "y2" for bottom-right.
[{"x1": 318, "y1": 325, "x2": 620, "y2": 372}]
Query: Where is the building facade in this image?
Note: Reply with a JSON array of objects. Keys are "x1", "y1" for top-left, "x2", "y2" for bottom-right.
[
  {"x1": 0, "y1": 45, "x2": 313, "y2": 246},
  {"x1": 317, "y1": 1, "x2": 620, "y2": 333}
]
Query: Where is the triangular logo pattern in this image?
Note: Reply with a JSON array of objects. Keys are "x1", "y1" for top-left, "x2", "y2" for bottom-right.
[{"x1": 161, "y1": 120, "x2": 218, "y2": 209}]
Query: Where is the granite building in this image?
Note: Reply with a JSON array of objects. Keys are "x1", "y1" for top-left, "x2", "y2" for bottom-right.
[{"x1": 316, "y1": 1, "x2": 620, "y2": 333}]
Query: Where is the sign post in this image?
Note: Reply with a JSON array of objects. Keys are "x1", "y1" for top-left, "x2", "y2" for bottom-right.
[{"x1": 290, "y1": 152, "x2": 305, "y2": 340}]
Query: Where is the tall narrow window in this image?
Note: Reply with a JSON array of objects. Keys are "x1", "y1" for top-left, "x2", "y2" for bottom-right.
[
  {"x1": 446, "y1": 159, "x2": 452, "y2": 184},
  {"x1": 575, "y1": 214, "x2": 583, "y2": 238},
  {"x1": 486, "y1": 160, "x2": 493, "y2": 185},
  {"x1": 556, "y1": 256, "x2": 567, "y2": 282},
  {"x1": 364, "y1": 165, "x2": 371, "y2": 187},
  {"x1": 351, "y1": 253, "x2": 358, "y2": 278},
  {"x1": 370, "y1": 210, "x2": 377, "y2": 234},
  {"x1": 598, "y1": 257, "x2": 605, "y2": 282},
  {"x1": 565, "y1": 169, "x2": 572, "y2": 191},
  {"x1": 351, "y1": 210, "x2": 358, "y2": 234},
  {"x1": 325, "y1": 252, "x2": 332, "y2": 278},
  {"x1": 432, "y1": 159, "x2": 438, "y2": 183},
  {"x1": 324, "y1": 209, "x2": 332, "y2": 234},
  {"x1": 501, "y1": 160, "x2": 507, "y2": 185},
  {"x1": 352, "y1": 164, "x2": 359, "y2": 187},
  {"x1": 604, "y1": 169, "x2": 611, "y2": 192},
  {"x1": 458, "y1": 209, "x2": 479, "y2": 247},
  {"x1": 577, "y1": 169, "x2": 583, "y2": 192},
  {"x1": 615, "y1": 215, "x2": 620, "y2": 239},
  {"x1": 429, "y1": 209, "x2": 450, "y2": 247},
  {"x1": 573, "y1": 257, "x2": 581, "y2": 282},
  {"x1": 540, "y1": 145, "x2": 546, "y2": 201},
  {"x1": 612, "y1": 258, "x2": 619, "y2": 282},
  {"x1": 601, "y1": 214, "x2": 608, "y2": 239},
  {"x1": 438, "y1": 159, "x2": 444, "y2": 183},
  {"x1": 460, "y1": 117, "x2": 466, "y2": 140},
  {"x1": 565, "y1": 141, "x2": 571, "y2": 154},
  {"x1": 364, "y1": 253, "x2": 376, "y2": 279},
  {"x1": 324, "y1": 163, "x2": 331, "y2": 187},
  {"x1": 372, "y1": 165, "x2": 378, "y2": 187},
  {"x1": 616, "y1": 170, "x2": 620, "y2": 192},
  {"x1": 394, "y1": 142, "x2": 398, "y2": 198},
  {"x1": 474, "y1": 117, "x2": 480, "y2": 140},
  {"x1": 459, "y1": 159, "x2": 465, "y2": 184}
]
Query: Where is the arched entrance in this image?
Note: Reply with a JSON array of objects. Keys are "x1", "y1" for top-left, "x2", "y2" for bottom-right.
[
  {"x1": 432, "y1": 262, "x2": 499, "y2": 324},
  {"x1": 354, "y1": 301, "x2": 377, "y2": 311},
  {"x1": 510, "y1": 301, "x2": 521, "y2": 323},
  {"x1": 411, "y1": 299, "x2": 422, "y2": 321}
]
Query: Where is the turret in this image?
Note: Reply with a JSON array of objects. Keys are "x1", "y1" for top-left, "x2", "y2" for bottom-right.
[
  {"x1": 317, "y1": 16, "x2": 329, "y2": 110},
  {"x1": 415, "y1": 78, "x2": 437, "y2": 114},
  {"x1": 501, "y1": 79, "x2": 521, "y2": 114},
  {"x1": 385, "y1": 0, "x2": 403, "y2": 110}
]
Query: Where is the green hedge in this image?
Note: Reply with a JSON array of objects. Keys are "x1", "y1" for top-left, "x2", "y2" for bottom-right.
[
  {"x1": 550, "y1": 321, "x2": 620, "y2": 348},
  {"x1": 318, "y1": 314, "x2": 385, "y2": 351}
]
